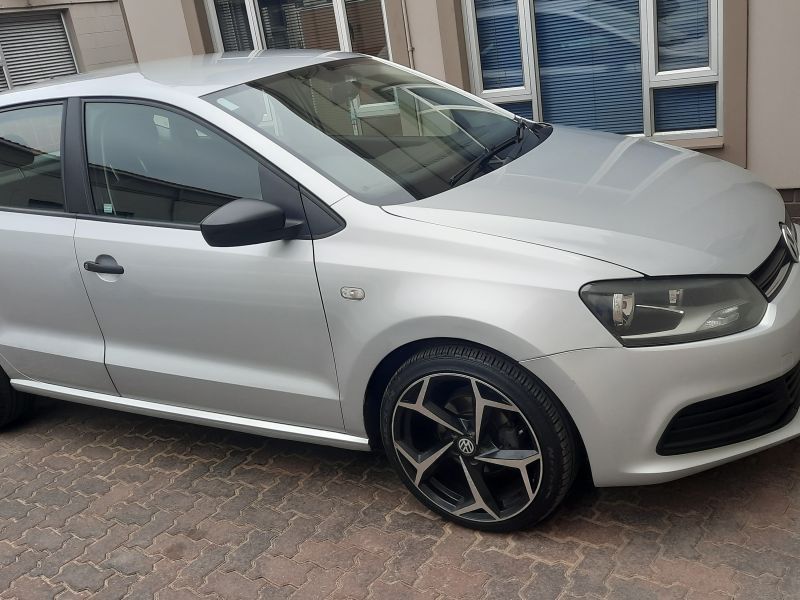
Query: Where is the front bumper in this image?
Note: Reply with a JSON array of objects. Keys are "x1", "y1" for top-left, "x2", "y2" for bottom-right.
[{"x1": 521, "y1": 262, "x2": 800, "y2": 487}]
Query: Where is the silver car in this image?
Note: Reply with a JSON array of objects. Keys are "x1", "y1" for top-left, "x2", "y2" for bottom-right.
[{"x1": 0, "y1": 51, "x2": 797, "y2": 532}]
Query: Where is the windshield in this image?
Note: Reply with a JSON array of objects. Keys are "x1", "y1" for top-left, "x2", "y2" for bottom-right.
[{"x1": 204, "y1": 57, "x2": 550, "y2": 205}]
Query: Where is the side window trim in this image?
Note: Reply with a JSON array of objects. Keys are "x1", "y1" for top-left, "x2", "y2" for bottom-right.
[
  {"x1": 0, "y1": 98, "x2": 73, "y2": 218},
  {"x1": 300, "y1": 187, "x2": 346, "y2": 240},
  {"x1": 75, "y1": 96, "x2": 344, "y2": 233},
  {"x1": 64, "y1": 96, "x2": 93, "y2": 215}
]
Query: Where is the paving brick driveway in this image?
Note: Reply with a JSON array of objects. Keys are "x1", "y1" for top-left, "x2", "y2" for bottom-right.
[{"x1": 0, "y1": 399, "x2": 798, "y2": 600}]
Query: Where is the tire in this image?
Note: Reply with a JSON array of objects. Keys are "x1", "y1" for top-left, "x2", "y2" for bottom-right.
[
  {"x1": 0, "y1": 368, "x2": 31, "y2": 429},
  {"x1": 380, "y1": 344, "x2": 577, "y2": 532}
]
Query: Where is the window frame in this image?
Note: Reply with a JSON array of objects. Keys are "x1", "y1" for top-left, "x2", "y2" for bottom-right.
[
  {"x1": 203, "y1": 0, "x2": 393, "y2": 59},
  {"x1": 461, "y1": 0, "x2": 723, "y2": 141},
  {"x1": 641, "y1": 0, "x2": 722, "y2": 140},
  {"x1": 0, "y1": 98, "x2": 71, "y2": 217},
  {"x1": 74, "y1": 96, "x2": 311, "y2": 231},
  {"x1": 461, "y1": 0, "x2": 539, "y2": 109}
]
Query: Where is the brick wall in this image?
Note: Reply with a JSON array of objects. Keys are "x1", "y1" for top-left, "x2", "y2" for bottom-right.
[{"x1": 780, "y1": 190, "x2": 800, "y2": 222}]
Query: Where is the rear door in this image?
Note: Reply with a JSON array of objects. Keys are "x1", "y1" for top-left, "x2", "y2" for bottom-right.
[
  {"x1": 72, "y1": 100, "x2": 342, "y2": 429},
  {"x1": 0, "y1": 101, "x2": 115, "y2": 393}
]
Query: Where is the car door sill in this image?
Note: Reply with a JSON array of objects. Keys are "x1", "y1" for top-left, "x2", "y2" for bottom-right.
[{"x1": 11, "y1": 379, "x2": 370, "y2": 451}]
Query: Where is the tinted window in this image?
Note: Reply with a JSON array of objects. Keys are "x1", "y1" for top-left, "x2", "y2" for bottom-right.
[
  {"x1": 0, "y1": 104, "x2": 65, "y2": 211},
  {"x1": 85, "y1": 102, "x2": 298, "y2": 225}
]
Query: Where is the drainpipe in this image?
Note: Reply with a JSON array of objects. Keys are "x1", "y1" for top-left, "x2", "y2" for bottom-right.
[{"x1": 401, "y1": 0, "x2": 415, "y2": 68}]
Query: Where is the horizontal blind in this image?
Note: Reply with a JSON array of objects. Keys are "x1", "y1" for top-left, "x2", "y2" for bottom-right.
[
  {"x1": 474, "y1": 0, "x2": 524, "y2": 90},
  {"x1": 0, "y1": 12, "x2": 77, "y2": 88},
  {"x1": 657, "y1": 0, "x2": 709, "y2": 71},
  {"x1": 344, "y1": 0, "x2": 388, "y2": 57},
  {"x1": 214, "y1": 0, "x2": 255, "y2": 51},
  {"x1": 497, "y1": 101, "x2": 533, "y2": 120},
  {"x1": 535, "y1": 0, "x2": 644, "y2": 134},
  {"x1": 258, "y1": 0, "x2": 339, "y2": 51},
  {"x1": 653, "y1": 84, "x2": 716, "y2": 132}
]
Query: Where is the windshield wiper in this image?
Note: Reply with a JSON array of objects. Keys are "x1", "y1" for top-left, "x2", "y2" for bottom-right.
[{"x1": 448, "y1": 118, "x2": 531, "y2": 188}]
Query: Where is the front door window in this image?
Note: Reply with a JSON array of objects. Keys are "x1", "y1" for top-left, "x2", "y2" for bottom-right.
[{"x1": 84, "y1": 102, "x2": 300, "y2": 226}]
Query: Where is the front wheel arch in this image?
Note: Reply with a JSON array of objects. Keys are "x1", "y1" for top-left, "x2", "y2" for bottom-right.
[{"x1": 363, "y1": 339, "x2": 589, "y2": 471}]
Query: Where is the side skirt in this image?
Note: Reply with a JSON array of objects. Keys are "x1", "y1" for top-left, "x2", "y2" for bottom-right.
[{"x1": 11, "y1": 379, "x2": 371, "y2": 451}]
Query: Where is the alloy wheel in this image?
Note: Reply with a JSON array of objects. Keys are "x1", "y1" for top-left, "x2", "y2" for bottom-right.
[{"x1": 390, "y1": 372, "x2": 543, "y2": 523}]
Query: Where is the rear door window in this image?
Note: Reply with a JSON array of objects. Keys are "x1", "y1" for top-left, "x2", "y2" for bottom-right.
[{"x1": 0, "y1": 104, "x2": 65, "y2": 212}]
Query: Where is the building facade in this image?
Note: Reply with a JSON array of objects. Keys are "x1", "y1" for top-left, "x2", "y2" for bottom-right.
[{"x1": 0, "y1": 0, "x2": 797, "y2": 210}]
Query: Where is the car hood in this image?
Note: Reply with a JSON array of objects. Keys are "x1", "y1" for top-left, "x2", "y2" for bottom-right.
[{"x1": 383, "y1": 126, "x2": 785, "y2": 276}]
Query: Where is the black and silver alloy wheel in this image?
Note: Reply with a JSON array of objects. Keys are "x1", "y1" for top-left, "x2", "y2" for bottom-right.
[
  {"x1": 381, "y1": 345, "x2": 577, "y2": 532},
  {"x1": 392, "y1": 373, "x2": 543, "y2": 523}
]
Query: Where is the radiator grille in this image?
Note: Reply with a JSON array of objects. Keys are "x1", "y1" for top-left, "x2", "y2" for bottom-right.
[{"x1": 751, "y1": 239, "x2": 793, "y2": 301}]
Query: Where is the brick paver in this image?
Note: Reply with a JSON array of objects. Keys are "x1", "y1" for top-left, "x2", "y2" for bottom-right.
[{"x1": 0, "y1": 399, "x2": 798, "y2": 599}]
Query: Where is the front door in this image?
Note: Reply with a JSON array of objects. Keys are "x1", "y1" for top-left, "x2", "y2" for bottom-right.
[{"x1": 73, "y1": 100, "x2": 342, "y2": 429}]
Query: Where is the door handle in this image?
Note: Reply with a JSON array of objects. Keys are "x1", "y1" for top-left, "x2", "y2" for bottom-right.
[{"x1": 84, "y1": 256, "x2": 124, "y2": 275}]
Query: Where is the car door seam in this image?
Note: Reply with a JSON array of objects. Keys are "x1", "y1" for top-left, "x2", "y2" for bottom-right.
[
  {"x1": 71, "y1": 220, "x2": 121, "y2": 396},
  {"x1": 310, "y1": 237, "x2": 346, "y2": 431}
]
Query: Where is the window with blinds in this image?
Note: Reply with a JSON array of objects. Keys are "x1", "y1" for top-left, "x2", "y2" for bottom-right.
[
  {"x1": 498, "y1": 101, "x2": 533, "y2": 120},
  {"x1": 344, "y1": 0, "x2": 388, "y2": 58},
  {"x1": 464, "y1": 0, "x2": 721, "y2": 138},
  {"x1": 213, "y1": 0, "x2": 255, "y2": 51},
  {"x1": 0, "y1": 12, "x2": 77, "y2": 90},
  {"x1": 210, "y1": 0, "x2": 389, "y2": 56},
  {"x1": 258, "y1": 0, "x2": 339, "y2": 51},
  {"x1": 657, "y1": 0, "x2": 710, "y2": 72},
  {"x1": 535, "y1": 0, "x2": 644, "y2": 135},
  {"x1": 474, "y1": 0, "x2": 524, "y2": 90},
  {"x1": 654, "y1": 84, "x2": 716, "y2": 132}
]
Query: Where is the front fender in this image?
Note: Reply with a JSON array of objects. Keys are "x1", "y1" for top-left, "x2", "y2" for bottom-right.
[{"x1": 313, "y1": 198, "x2": 633, "y2": 437}]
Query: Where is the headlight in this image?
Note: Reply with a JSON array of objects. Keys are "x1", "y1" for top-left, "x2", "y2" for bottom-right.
[{"x1": 580, "y1": 277, "x2": 768, "y2": 347}]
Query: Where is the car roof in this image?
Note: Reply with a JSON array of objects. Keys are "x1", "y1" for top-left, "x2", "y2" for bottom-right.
[{"x1": 0, "y1": 50, "x2": 361, "y2": 106}]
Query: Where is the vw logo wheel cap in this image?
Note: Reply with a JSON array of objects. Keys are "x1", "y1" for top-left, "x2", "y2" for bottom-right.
[{"x1": 457, "y1": 437, "x2": 476, "y2": 456}]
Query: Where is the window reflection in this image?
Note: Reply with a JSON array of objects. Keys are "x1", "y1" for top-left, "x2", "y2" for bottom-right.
[
  {"x1": 0, "y1": 105, "x2": 64, "y2": 211},
  {"x1": 85, "y1": 103, "x2": 265, "y2": 224},
  {"x1": 206, "y1": 58, "x2": 543, "y2": 204}
]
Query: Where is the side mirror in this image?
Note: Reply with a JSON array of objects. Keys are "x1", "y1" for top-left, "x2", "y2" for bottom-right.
[{"x1": 201, "y1": 198, "x2": 303, "y2": 247}]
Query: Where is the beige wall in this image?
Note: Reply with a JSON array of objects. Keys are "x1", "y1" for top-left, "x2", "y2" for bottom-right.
[
  {"x1": 699, "y1": 0, "x2": 747, "y2": 169},
  {"x1": 747, "y1": 0, "x2": 800, "y2": 189},
  {"x1": 66, "y1": 1, "x2": 133, "y2": 70},
  {"x1": 119, "y1": 0, "x2": 197, "y2": 62},
  {"x1": 182, "y1": 0, "x2": 213, "y2": 55},
  {"x1": 0, "y1": 0, "x2": 134, "y2": 71},
  {"x1": 382, "y1": 0, "x2": 410, "y2": 66},
  {"x1": 385, "y1": 0, "x2": 469, "y2": 88}
]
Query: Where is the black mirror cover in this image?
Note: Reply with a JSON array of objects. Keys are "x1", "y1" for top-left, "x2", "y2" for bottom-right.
[{"x1": 201, "y1": 198, "x2": 299, "y2": 247}]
